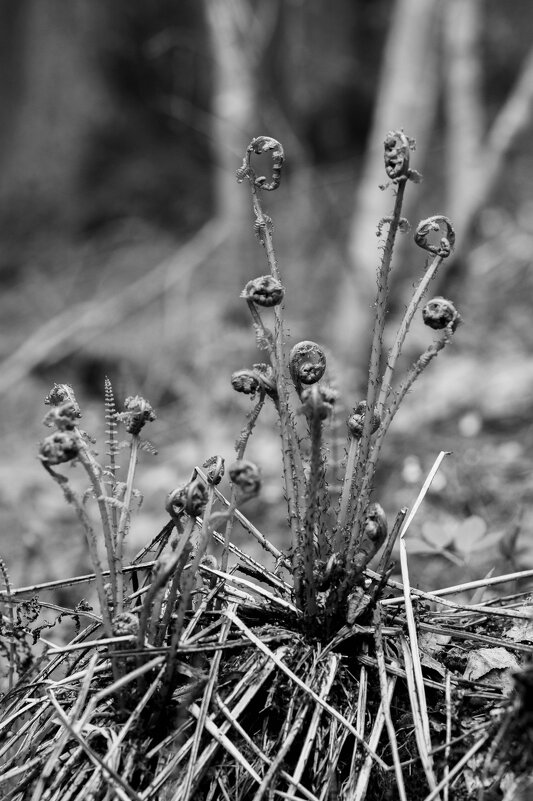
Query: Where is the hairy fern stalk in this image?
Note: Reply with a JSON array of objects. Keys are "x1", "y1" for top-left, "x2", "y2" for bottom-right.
[{"x1": 1, "y1": 133, "x2": 532, "y2": 801}]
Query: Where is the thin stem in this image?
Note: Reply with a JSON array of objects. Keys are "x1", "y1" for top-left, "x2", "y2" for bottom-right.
[
  {"x1": 247, "y1": 177, "x2": 305, "y2": 590},
  {"x1": 246, "y1": 300, "x2": 275, "y2": 356},
  {"x1": 162, "y1": 486, "x2": 217, "y2": 699},
  {"x1": 221, "y1": 491, "x2": 239, "y2": 576},
  {"x1": 42, "y1": 465, "x2": 113, "y2": 638},
  {"x1": 222, "y1": 391, "x2": 266, "y2": 574},
  {"x1": 377, "y1": 507, "x2": 408, "y2": 573},
  {"x1": 376, "y1": 252, "x2": 444, "y2": 418},
  {"x1": 345, "y1": 181, "x2": 407, "y2": 561},
  {"x1": 115, "y1": 434, "x2": 140, "y2": 615},
  {"x1": 136, "y1": 517, "x2": 195, "y2": 651},
  {"x1": 301, "y1": 410, "x2": 323, "y2": 622},
  {"x1": 361, "y1": 181, "x2": 406, "y2": 460},
  {"x1": 363, "y1": 325, "x2": 455, "y2": 496},
  {"x1": 75, "y1": 432, "x2": 117, "y2": 604},
  {"x1": 374, "y1": 608, "x2": 408, "y2": 801},
  {"x1": 336, "y1": 436, "x2": 360, "y2": 538},
  {"x1": 234, "y1": 390, "x2": 265, "y2": 460},
  {"x1": 0, "y1": 557, "x2": 15, "y2": 690}
]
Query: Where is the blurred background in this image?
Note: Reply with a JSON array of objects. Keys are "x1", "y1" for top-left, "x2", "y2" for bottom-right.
[{"x1": 1, "y1": 0, "x2": 533, "y2": 600}]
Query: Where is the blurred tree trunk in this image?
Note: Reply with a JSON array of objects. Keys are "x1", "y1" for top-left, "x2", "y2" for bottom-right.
[
  {"x1": 0, "y1": 0, "x2": 109, "y2": 229},
  {"x1": 437, "y1": 1, "x2": 533, "y2": 297},
  {"x1": 203, "y1": 0, "x2": 259, "y2": 289},
  {"x1": 332, "y1": 0, "x2": 440, "y2": 377},
  {"x1": 443, "y1": 0, "x2": 484, "y2": 232}
]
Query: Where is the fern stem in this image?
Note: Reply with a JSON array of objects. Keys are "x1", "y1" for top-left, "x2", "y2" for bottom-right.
[
  {"x1": 42, "y1": 465, "x2": 114, "y2": 638},
  {"x1": 75, "y1": 434, "x2": 117, "y2": 605},
  {"x1": 301, "y1": 411, "x2": 323, "y2": 621},
  {"x1": 161, "y1": 488, "x2": 217, "y2": 701},
  {"x1": 115, "y1": 434, "x2": 140, "y2": 615},
  {"x1": 367, "y1": 325, "x2": 456, "y2": 482},
  {"x1": 0, "y1": 556, "x2": 15, "y2": 690},
  {"x1": 136, "y1": 517, "x2": 195, "y2": 652},
  {"x1": 249, "y1": 181, "x2": 305, "y2": 584},
  {"x1": 376, "y1": 252, "x2": 445, "y2": 418},
  {"x1": 336, "y1": 436, "x2": 360, "y2": 538},
  {"x1": 345, "y1": 181, "x2": 406, "y2": 564}
]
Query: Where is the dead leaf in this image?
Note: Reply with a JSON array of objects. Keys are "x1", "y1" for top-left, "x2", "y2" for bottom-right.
[
  {"x1": 506, "y1": 606, "x2": 533, "y2": 643},
  {"x1": 464, "y1": 647, "x2": 520, "y2": 694}
]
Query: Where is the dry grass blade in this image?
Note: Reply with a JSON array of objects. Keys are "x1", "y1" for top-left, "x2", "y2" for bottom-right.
[
  {"x1": 141, "y1": 651, "x2": 285, "y2": 799},
  {"x1": 422, "y1": 567, "x2": 533, "y2": 597},
  {"x1": 422, "y1": 733, "x2": 490, "y2": 801},
  {"x1": 195, "y1": 466, "x2": 289, "y2": 565},
  {"x1": 215, "y1": 696, "x2": 321, "y2": 801},
  {"x1": 91, "y1": 666, "x2": 166, "y2": 787},
  {"x1": 250, "y1": 697, "x2": 312, "y2": 801},
  {"x1": 344, "y1": 656, "x2": 369, "y2": 798},
  {"x1": 0, "y1": 698, "x2": 47, "y2": 745},
  {"x1": 209, "y1": 527, "x2": 292, "y2": 593},
  {"x1": 178, "y1": 699, "x2": 263, "y2": 798},
  {"x1": 352, "y1": 675, "x2": 397, "y2": 801},
  {"x1": 45, "y1": 691, "x2": 140, "y2": 801},
  {"x1": 0, "y1": 561, "x2": 158, "y2": 598},
  {"x1": 0, "y1": 755, "x2": 43, "y2": 786},
  {"x1": 399, "y1": 450, "x2": 450, "y2": 542},
  {"x1": 226, "y1": 610, "x2": 388, "y2": 770},
  {"x1": 180, "y1": 604, "x2": 236, "y2": 800},
  {"x1": 395, "y1": 451, "x2": 450, "y2": 800},
  {"x1": 443, "y1": 671, "x2": 452, "y2": 801},
  {"x1": 400, "y1": 636, "x2": 441, "y2": 798},
  {"x1": 46, "y1": 634, "x2": 135, "y2": 655},
  {"x1": 29, "y1": 654, "x2": 100, "y2": 801},
  {"x1": 379, "y1": 572, "x2": 533, "y2": 619},
  {"x1": 374, "y1": 609, "x2": 407, "y2": 801},
  {"x1": 284, "y1": 654, "x2": 339, "y2": 799},
  {"x1": 200, "y1": 565, "x2": 300, "y2": 614}
]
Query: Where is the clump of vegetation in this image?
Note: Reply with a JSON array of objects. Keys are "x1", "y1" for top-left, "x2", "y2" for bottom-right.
[{"x1": 1, "y1": 132, "x2": 532, "y2": 801}]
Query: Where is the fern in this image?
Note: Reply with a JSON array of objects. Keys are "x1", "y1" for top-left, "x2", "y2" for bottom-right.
[{"x1": 104, "y1": 376, "x2": 120, "y2": 539}]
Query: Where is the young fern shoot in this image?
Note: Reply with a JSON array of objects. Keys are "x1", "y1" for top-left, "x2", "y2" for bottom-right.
[{"x1": 234, "y1": 131, "x2": 461, "y2": 630}]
